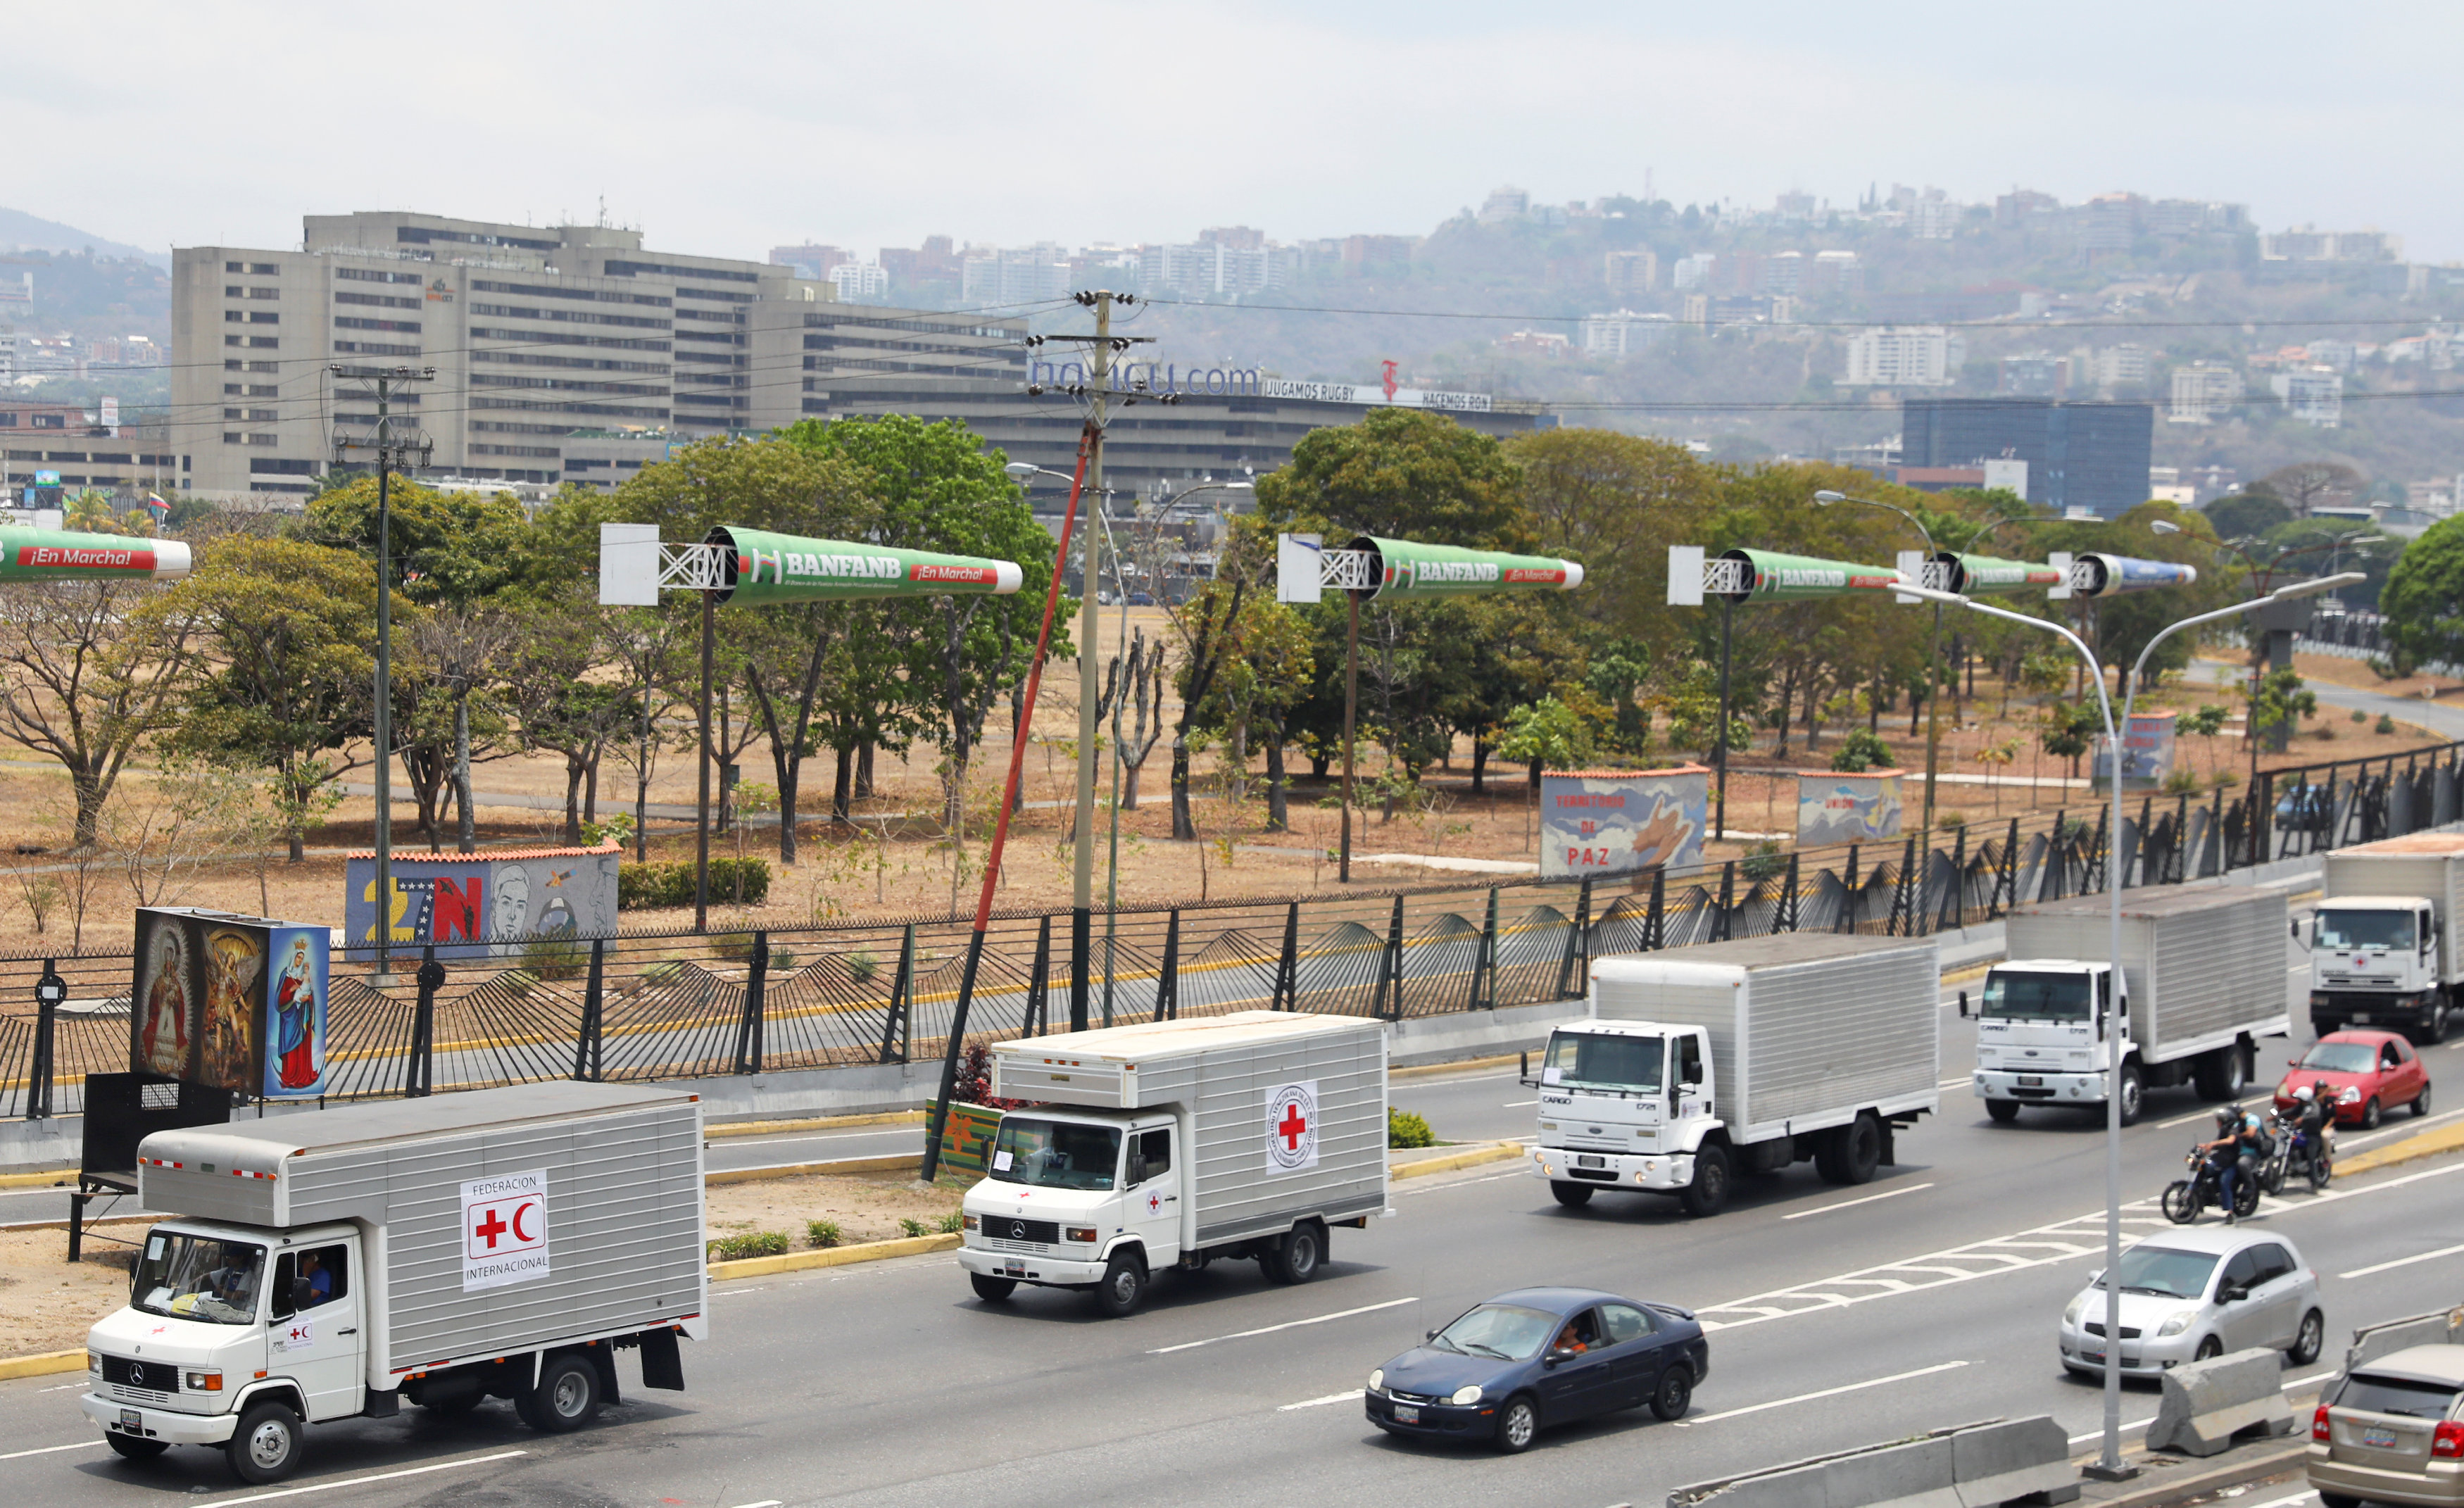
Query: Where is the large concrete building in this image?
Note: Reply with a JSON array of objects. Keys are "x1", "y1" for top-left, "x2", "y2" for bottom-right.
[
  {"x1": 1900, "y1": 397, "x2": 2154, "y2": 519},
  {"x1": 174, "y1": 210, "x2": 1548, "y2": 503}
]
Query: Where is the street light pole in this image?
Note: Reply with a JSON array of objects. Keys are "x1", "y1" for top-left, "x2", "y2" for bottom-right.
[{"x1": 1816, "y1": 491, "x2": 1942, "y2": 831}]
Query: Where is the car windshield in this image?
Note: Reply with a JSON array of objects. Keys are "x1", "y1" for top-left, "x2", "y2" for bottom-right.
[
  {"x1": 2315, "y1": 910, "x2": 2415, "y2": 952},
  {"x1": 132, "y1": 1231, "x2": 265, "y2": 1326},
  {"x1": 2111, "y1": 1245, "x2": 2219, "y2": 1300},
  {"x1": 2338, "y1": 1374, "x2": 2464, "y2": 1419},
  {"x1": 2301, "y1": 1042, "x2": 2379, "y2": 1074},
  {"x1": 1982, "y1": 970, "x2": 2093, "y2": 1022},
  {"x1": 988, "y1": 1118, "x2": 1121, "y2": 1192},
  {"x1": 1544, "y1": 1031, "x2": 1663, "y2": 1093},
  {"x1": 1429, "y1": 1303, "x2": 1560, "y2": 1362}
]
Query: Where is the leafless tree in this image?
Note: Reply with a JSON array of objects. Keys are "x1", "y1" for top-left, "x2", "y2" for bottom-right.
[
  {"x1": 0, "y1": 580, "x2": 196, "y2": 846},
  {"x1": 1104, "y1": 628, "x2": 1167, "y2": 810}
]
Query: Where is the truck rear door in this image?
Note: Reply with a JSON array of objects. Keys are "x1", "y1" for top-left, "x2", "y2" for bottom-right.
[{"x1": 268, "y1": 1238, "x2": 363, "y2": 1421}]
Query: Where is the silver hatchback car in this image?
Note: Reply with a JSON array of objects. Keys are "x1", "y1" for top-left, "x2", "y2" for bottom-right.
[{"x1": 2059, "y1": 1228, "x2": 2325, "y2": 1378}]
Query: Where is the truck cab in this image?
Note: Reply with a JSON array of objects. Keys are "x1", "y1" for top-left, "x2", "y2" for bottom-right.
[
  {"x1": 1971, "y1": 960, "x2": 2125, "y2": 1121},
  {"x1": 1530, "y1": 1021, "x2": 1718, "y2": 1203},
  {"x1": 84, "y1": 1219, "x2": 368, "y2": 1469},
  {"x1": 960, "y1": 1107, "x2": 1185, "y2": 1301},
  {"x1": 2305, "y1": 896, "x2": 2449, "y2": 1043}
]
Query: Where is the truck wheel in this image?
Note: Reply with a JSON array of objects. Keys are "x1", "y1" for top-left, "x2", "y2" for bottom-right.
[
  {"x1": 2116, "y1": 1062, "x2": 2144, "y2": 1127},
  {"x1": 1263, "y1": 1222, "x2": 1324, "y2": 1285},
  {"x1": 970, "y1": 1274, "x2": 1018, "y2": 1302},
  {"x1": 1550, "y1": 1181, "x2": 1595, "y2": 1208},
  {"x1": 2415, "y1": 1000, "x2": 2449, "y2": 1046},
  {"x1": 1092, "y1": 1251, "x2": 1148, "y2": 1316},
  {"x1": 527, "y1": 1355, "x2": 602, "y2": 1433},
  {"x1": 104, "y1": 1432, "x2": 168, "y2": 1460},
  {"x1": 224, "y1": 1400, "x2": 303, "y2": 1485},
  {"x1": 1680, "y1": 1145, "x2": 1730, "y2": 1217},
  {"x1": 1985, "y1": 1099, "x2": 2020, "y2": 1124},
  {"x1": 1823, "y1": 1114, "x2": 1882, "y2": 1186},
  {"x1": 2194, "y1": 1045, "x2": 2246, "y2": 1101}
]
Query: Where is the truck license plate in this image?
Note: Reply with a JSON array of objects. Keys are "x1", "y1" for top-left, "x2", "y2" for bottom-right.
[
  {"x1": 1393, "y1": 1405, "x2": 1420, "y2": 1424},
  {"x1": 2018, "y1": 1075, "x2": 2044, "y2": 1086},
  {"x1": 118, "y1": 1408, "x2": 139, "y2": 1431},
  {"x1": 1576, "y1": 1155, "x2": 1604, "y2": 1169},
  {"x1": 2353, "y1": 1014, "x2": 2372, "y2": 1025}
]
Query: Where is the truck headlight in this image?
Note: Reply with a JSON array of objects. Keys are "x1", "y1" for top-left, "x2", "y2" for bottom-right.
[
  {"x1": 2156, "y1": 1313, "x2": 2193, "y2": 1338},
  {"x1": 2063, "y1": 1294, "x2": 2087, "y2": 1329},
  {"x1": 1367, "y1": 1369, "x2": 1384, "y2": 1395},
  {"x1": 961, "y1": 1214, "x2": 979, "y2": 1232},
  {"x1": 87, "y1": 1350, "x2": 99, "y2": 1374},
  {"x1": 1450, "y1": 1384, "x2": 1484, "y2": 1406},
  {"x1": 2311, "y1": 993, "x2": 2332, "y2": 1007},
  {"x1": 1065, "y1": 1226, "x2": 1098, "y2": 1244},
  {"x1": 183, "y1": 1369, "x2": 222, "y2": 1391}
]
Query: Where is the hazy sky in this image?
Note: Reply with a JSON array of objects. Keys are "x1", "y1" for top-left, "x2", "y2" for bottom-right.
[{"x1": 13, "y1": 1, "x2": 2460, "y2": 261}]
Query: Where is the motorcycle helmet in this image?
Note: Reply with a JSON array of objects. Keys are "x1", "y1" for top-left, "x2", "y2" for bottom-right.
[
  {"x1": 2215, "y1": 1106, "x2": 2240, "y2": 1131},
  {"x1": 2292, "y1": 1084, "x2": 2316, "y2": 1105}
]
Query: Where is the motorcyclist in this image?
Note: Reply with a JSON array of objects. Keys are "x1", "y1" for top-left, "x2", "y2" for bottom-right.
[
  {"x1": 2296, "y1": 1081, "x2": 2334, "y2": 1169},
  {"x1": 2196, "y1": 1105, "x2": 2266, "y2": 1223}
]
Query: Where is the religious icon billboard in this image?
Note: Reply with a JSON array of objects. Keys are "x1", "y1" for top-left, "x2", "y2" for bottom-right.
[{"x1": 130, "y1": 907, "x2": 332, "y2": 1099}]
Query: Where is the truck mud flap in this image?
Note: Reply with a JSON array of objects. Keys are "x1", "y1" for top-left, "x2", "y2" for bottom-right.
[
  {"x1": 362, "y1": 1388, "x2": 400, "y2": 1419},
  {"x1": 639, "y1": 1327, "x2": 685, "y2": 1392}
]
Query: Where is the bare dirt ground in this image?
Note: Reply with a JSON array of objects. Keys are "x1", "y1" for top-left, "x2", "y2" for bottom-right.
[
  {"x1": 0, "y1": 1226, "x2": 137, "y2": 1356},
  {"x1": 703, "y1": 1171, "x2": 964, "y2": 1255}
]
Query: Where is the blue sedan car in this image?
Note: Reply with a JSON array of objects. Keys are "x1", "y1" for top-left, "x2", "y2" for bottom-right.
[{"x1": 1364, "y1": 1287, "x2": 1709, "y2": 1453}]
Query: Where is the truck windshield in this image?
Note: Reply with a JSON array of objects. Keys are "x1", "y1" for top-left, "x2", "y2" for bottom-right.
[
  {"x1": 2315, "y1": 909, "x2": 2415, "y2": 951},
  {"x1": 1543, "y1": 1031, "x2": 1663, "y2": 1093},
  {"x1": 988, "y1": 1118, "x2": 1121, "y2": 1192},
  {"x1": 1982, "y1": 971, "x2": 2092, "y2": 1022},
  {"x1": 132, "y1": 1231, "x2": 265, "y2": 1326},
  {"x1": 1428, "y1": 1303, "x2": 1559, "y2": 1362}
]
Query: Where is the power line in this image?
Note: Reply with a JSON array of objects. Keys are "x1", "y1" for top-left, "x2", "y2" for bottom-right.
[{"x1": 1136, "y1": 294, "x2": 2464, "y2": 333}]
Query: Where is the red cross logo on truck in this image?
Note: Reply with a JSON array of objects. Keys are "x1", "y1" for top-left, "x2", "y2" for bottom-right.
[
  {"x1": 1278, "y1": 1103, "x2": 1309, "y2": 1150},
  {"x1": 1266, "y1": 1081, "x2": 1320, "y2": 1173},
  {"x1": 474, "y1": 1208, "x2": 509, "y2": 1249}
]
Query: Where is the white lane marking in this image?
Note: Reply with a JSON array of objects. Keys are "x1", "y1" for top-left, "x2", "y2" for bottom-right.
[
  {"x1": 2240, "y1": 1493, "x2": 2318, "y2": 1508},
  {"x1": 206, "y1": 1449, "x2": 527, "y2": 1505},
  {"x1": 2161, "y1": 1100, "x2": 2264, "y2": 1130},
  {"x1": 711, "y1": 1286, "x2": 771, "y2": 1297},
  {"x1": 0, "y1": 1440, "x2": 99, "y2": 1459},
  {"x1": 1399, "y1": 1171, "x2": 1526, "y2": 1197},
  {"x1": 1940, "y1": 1077, "x2": 1972, "y2": 1088},
  {"x1": 728, "y1": 1501, "x2": 786, "y2": 1507},
  {"x1": 1149, "y1": 1297, "x2": 1419, "y2": 1355},
  {"x1": 1675, "y1": 1360, "x2": 1968, "y2": 1426},
  {"x1": 1279, "y1": 1389, "x2": 1365, "y2": 1411},
  {"x1": 2067, "y1": 1416, "x2": 2157, "y2": 1445},
  {"x1": 37, "y1": 1381, "x2": 87, "y2": 1392},
  {"x1": 1782, "y1": 1183, "x2": 1936, "y2": 1221},
  {"x1": 1502, "y1": 1100, "x2": 1537, "y2": 1107},
  {"x1": 2342, "y1": 1240, "x2": 2464, "y2": 1280}
]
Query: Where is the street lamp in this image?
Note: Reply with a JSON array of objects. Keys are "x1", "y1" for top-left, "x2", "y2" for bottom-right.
[
  {"x1": 1815, "y1": 489, "x2": 1947, "y2": 832},
  {"x1": 1897, "y1": 568, "x2": 2361, "y2": 1484}
]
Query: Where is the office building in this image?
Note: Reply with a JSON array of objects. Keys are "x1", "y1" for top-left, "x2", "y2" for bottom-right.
[
  {"x1": 1899, "y1": 398, "x2": 2154, "y2": 519},
  {"x1": 1843, "y1": 327, "x2": 1964, "y2": 387},
  {"x1": 1579, "y1": 309, "x2": 1672, "y2": 360},
  {"x1": 1603, "y1": 250, "x2": 1657, "y2": 299},
  {"x1": 2271, "y1": 367, "x2": 2344, "y2": 427},
  {"x1": 0, "y1": 399, "x2": 184, "y2": 505},
  {"x1": 2168, "y1": 362, "x2": 2244, "y2": 425}
]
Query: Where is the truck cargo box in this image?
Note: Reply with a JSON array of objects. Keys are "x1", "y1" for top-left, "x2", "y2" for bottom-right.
[
  {"x1": 135, "y1": 1081, "x2": 704, "y2": 1382},
  {"x1": 2003, "y1": 883, "x2": 2289, "y2": 1060},
  {"x1": 991, "y1": 1011, "x2": 1385, "y2": 1247},
  {"x1": 2325, "y1": 834, "x2": 2464, "y2": 981},
  {"x1": 1588, "y1": 933, "x2": 1940, "y2": 1140}
]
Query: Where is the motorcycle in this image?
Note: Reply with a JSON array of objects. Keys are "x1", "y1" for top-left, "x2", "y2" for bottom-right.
[
  {"x1": 2266, "y1": 1107, "x2": 2334, "y2": 1193},
  {"x1": 2163, "y1": 1143, "x2": 2261, "y2": 1224}
]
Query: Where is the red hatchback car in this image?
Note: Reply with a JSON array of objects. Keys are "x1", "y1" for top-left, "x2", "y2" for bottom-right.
[{"x1": 2276, "y1": 1031, "x2": 2432, "y2": 1131}]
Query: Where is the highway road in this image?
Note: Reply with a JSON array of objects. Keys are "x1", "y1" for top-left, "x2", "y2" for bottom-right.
[{"x1": 13, "y1": 922, "x2": 2463, "y2": 1505}]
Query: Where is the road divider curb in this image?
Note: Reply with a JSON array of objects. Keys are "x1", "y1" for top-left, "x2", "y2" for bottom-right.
[
  {"x1": 1392, "y1": 1143, "x2": 1524, "y2": 1180},
  {"x1": 2081, "y1": 1442, "x2": 2308, "y2": 1508},
  {"x1": 0, "y1": 1169, "x2": 77, "y2": 1190},
  {"x1": 705, "y1": 1110, "x2": 925, "y2": 1139},
  {"x1": 708, "y1": 1231, "x2": 960, "y2": 1279},
  {"x1": 704, "y1": 1154, "x2": 917, "y2": 1186},
  {"x1": 0, "y1": 1349, "x2": 85, "y2": 1381},
  {"x1": 1393, "y1": 1053, "x2": 1521, "y2": 1081},
  {"x1": 1669, "y1": 1414, "x2": 2075, "y2": 1508},
  {"x1": 2146, "y1": 1347, "x2": 2295, "y2": 1457},
  {"x1": 2337, "y1": 1121, "x2": 2464, "y2": 1179},
  {"x1": 2344, "y1": 1306, "x2": 2464, "y2": 1374}
]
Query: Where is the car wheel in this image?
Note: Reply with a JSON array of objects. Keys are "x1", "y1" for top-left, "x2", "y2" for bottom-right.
[
  {"x1": 1650, "y1": 1364, "x2": 1693, "y2": 1421},
  {"x1": 1492, "y1": 1395, "x2": 1539, "y2": 1454},
  {"x1": 103, "y1": 1432, "x2": 168, "y2": 1461},
  {"x1": 1550, "y1": 1181, "x2": 1594, "y2": 1208},
  {"x1": 1092, "y1": 1251, "x2": 1147, "y2": 1317},
  {"x1": 969, "y1": 1274, "x2": 1017, "y2": 1302},
  {"x1": 2414, "y1": 1082, "x2": 2432, "y2": 1118},
  {"x1": 224, "y1": 1400, "x2": 303, "y2": 1485},
  {"x1": 2161, "y1": 1179, "x2": 2199, "y2": 1224},
  {"x1": 1680, "y1": 1144, "x2": 1730, "y2": 1218},
  {"x1": 2194, "y1": 1335, "x2": 2223, "y2": 1362},
  {"x1": 2320, "y1": 1493, "x2": 2365, "y2": 1508},
  {"x1": 529, "y1": 1355, "x2": 601, "y2": 1433},
  {"x1": 2292, "y1": 1309, "x2": 2326, "y2": 1366},
  {"x1": 2362, "y1": 1097, "x2": 2382, "y2": 1131},
  {"x1": 2116, "y1": 1062, "x2": 2144, "y2": 1127},
  {"x1": 1985, "y1": 1098, "x2": 2020, "y2": 1124}
]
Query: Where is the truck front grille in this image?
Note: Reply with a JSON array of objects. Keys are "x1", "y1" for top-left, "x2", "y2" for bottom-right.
[
  {"x1": 980, "y1": 1217, "x2": 1059, "y2": 1245},
  {"x1": 101, "y1": 1356, "x2": 177, "y2": 1394}
]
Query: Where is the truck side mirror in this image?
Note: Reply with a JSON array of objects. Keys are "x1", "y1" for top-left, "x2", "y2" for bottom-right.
[{"x1": 1958, "y1": 991, "x2": 1969, "y2": 1019}]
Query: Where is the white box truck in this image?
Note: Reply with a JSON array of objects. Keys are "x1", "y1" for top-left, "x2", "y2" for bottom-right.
[
  {"x1": 1528, "y1": 934, "x2": 1941, "y2": 1218},
  {"x1": 80, "y1": 1081, "x2": 705, "y2": 1485},
  {"x1": 2307, "y1": 832, "x2": 2464, "y2": 1044},
  {"x1": 959, "y1": 1010, "x2": 1387, "y2": 1317},
  {"x1": 1969, "y1": 881, "x2": 2291, "y2": 1126}
]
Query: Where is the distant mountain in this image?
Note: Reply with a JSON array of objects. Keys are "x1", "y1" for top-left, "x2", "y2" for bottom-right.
[{"x1": 0, "y1": 207, "x2": 163, "y2": 266}]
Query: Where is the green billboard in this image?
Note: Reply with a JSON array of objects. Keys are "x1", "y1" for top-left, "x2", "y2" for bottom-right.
[
  {"x1": 1934, "y1": 552, "x2": 2063, "y2": 595},
  {"x1": 1716, "y1": 547, "x2": 1904, "y2": 602},
  {"x1": 0, "y1": 526, "x2": 192, "y2": 584},
  {"x1": 1346, "y1": 535, "x2": 1584, "y2": 600},
  {"x1": 708, "y1": 525, "x2": 1024, "y2": 608}
]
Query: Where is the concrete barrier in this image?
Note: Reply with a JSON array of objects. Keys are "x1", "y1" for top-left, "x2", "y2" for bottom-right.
[
  {"x1": 1670, "y1": 1416, "x2": 2076, "y2": 1508},
  {"x1": 2344, "y1": 1307, "x2": 2464, "y2": 1376},
  {"x1": 2144, "y1": 1347, "x2": 2295, "y2": 1458}
]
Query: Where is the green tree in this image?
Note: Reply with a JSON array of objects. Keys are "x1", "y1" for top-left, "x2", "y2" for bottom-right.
[
  {"x1": 146, "y1": 538, "x2": 381, "y2": 861},
  {"x1": 2039, "y1": 701, "x2": 2099, "y2": 780},
  {"x1": 2203, "y1": 489, "x2": 2292, "y2": 544},
  {"x1": 1506, "y1": 428, "x2": 1714, "y2": 646},
  {"x1": 0, "y1": 579, "x2": 200, "y2": 846},
  {"x1": 2380, "y1": 515, "x2": 2464, "y2": 673},
  {"x1": 1494, "y1": 696, "x2": 1593, "y2": 852}
]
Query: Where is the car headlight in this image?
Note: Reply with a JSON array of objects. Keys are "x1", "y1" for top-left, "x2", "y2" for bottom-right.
[
  {"x1": 2063, "y1": 1294, "x2": 2087, "y2": 1329},
  {"x1": 1451, "y1": 1384, "x2": 1484, "y2": 1406},
  {"x1": 2156, "y1": 1313, "x2": 2193, "y2": 1338},
  {"x1": 1367, "y1": 1369, "x2": 1384, "y2": 1395},
  {"x1": 2340, "y1": 1086, "x2": 2361, "y2": 1104}
]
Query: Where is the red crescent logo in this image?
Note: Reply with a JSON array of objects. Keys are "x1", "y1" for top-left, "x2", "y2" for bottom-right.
[{"x1": 512, "y1": 1201, "x2": 536, "y2": 1242}]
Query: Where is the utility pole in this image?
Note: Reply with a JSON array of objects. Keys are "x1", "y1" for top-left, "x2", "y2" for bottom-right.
[
  {"x1": 1072, "y1": 292, "x2": 1112, "y2": 1033},
  {"x1": 332, "y1": 364, "x2": 432, "y2": 977}
]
